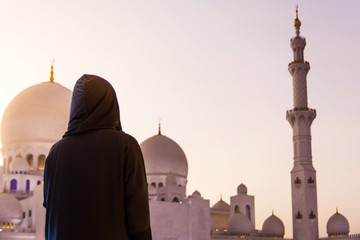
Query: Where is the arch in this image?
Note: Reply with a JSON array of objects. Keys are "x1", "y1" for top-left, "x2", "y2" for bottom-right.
[
  {"x1": 158, "y1": 182, "x2": 164, "y2": 188},
  {"x1": 37, "y1": 180, "x2": 41, "y2": 185},
  {"x1": 150, "y1": 182, "x2": 156, "y2": 187},
  {"x1": 37, "y1": 154, "x2": 46, "y2": 170},
  {"x1": 234, "y1": 205, "x2": 240, "y2": 213},
  {"x1": 172, "y1": 197, "x2": 179, "y2": 203},
  {"x1": 246, "y1": 205, "x2": 251, "y2": 221},
  {"x1": 299, "y1": 115, "x2": 306, "y2": 124},
  {"x1": 26, "y1": 154, "x2": 33, "y2": 170},
  {"x1": 26, "y1": 180, "x2": 30, "y2": 192},
  {"x1": 291, "y1": 116, "x2": 296, "y2": 126},
  {"x1": 161, "y1": 198, "x2": 165, "y2": 202},
  {"x1": 10, "y1": 179, "x2": 17, "y2": 191}
]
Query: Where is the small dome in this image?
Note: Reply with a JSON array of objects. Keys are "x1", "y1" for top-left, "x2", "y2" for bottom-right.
[
  {"x1": 1, "y1": 82, "x2": 72, "y2": 146},
  {"x1": 262, "y1": 213, "x2": 285, "y2": 237},
  {"x1": 9, "y1": 156, "x2": 29, "y2": 172},
  {"x1": 192, "y1": 190, "x2": 201, "y2": 198},
  {"x1": 211, "y1": 199, "x2": 230, "y2": 212},
  {"x1": 0, "y1": 193, "x2": 23, "y2": 224},
  {"x1": 327, "y1": 210, "x2": 350, "y2": 236},
  {"x1": 237, "y1": 183, "x2": 247, "y2": 195},
  {"x1": 165, "y1": 173, "x2": 176, "y2": 186},
  {"x1": 140, "y1": 134, "x2": 188, "y2": 178},
  {"x1": 228, "y1": 212, "x2": 252, "y2": 234}
]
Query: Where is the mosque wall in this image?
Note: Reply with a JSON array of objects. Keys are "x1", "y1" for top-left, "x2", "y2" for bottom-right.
[
  {"x1": 19, "y1": 197, "x2": 35, "y2": 232},
  {"x1": 33, "y1": 184, "x2": 45, "y2": 240},
  {"x1": 149, "y1": 196, "x2": 211, "y2": 240},
  {"x1": 188, "y1": 196, "x2": 211, "y2": 240},
  {"x1": 210, "y1": 209, "x2": 230, "y2": 231},
  {"x1": 0, "y1": 232, "x2": 35, "y2": 240},
  {"x1": 149, "y1": 201, "x2": 190, "y2": 240}
]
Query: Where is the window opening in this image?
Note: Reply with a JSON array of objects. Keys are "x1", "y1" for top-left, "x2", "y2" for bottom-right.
[
  {"x1": 27, "y1": 154, "x2": 33, "y2": 170},
  {"x1": 26, "y1": 180, "x2": 30, "y2": 192},
  {"x1": 234, "y1": 205, "x2": 240, "y2": 214},
  {"x1": 246, "y1": 205, "x2": 251, "y2": 221},
  {"x1": 10, "y1": 179, "x2": 17, "y2": 191},
  {"x1": 37, "y1": 155, "x2": 45, "y2": 170}
]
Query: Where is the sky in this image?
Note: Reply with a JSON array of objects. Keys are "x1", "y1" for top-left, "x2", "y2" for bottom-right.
[{"x1": 0, "y1": 0, "x2": 360, "y2": 238}]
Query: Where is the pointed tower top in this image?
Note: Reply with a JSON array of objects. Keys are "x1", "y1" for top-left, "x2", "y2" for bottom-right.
[
  {"x1": 49, "y1": 57, "x2": 55, "y2": 82},
  {"x1": 294, "y1": 5, "x2": 301, "y2": 36},
  {"x1": 158, "y1": 120, "x2": 161, "y2": 135}
]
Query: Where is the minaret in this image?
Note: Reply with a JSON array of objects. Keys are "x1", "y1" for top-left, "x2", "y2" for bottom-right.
[{"x1": 286, "y1": 7, "x2": 319, "y2": 240}]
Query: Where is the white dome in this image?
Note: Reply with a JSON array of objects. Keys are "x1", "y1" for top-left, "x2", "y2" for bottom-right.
[
  {"x1": 211, "y1": 199, "x2": 230, "y2": 212},
  {"x1": 262, "y1": 213, "x2": 285, "y2": 236},
  {"x1": 327, "y1": 211, "x2": 350, "y2": 236},
  {"x1": 0, "y1": 193, "x2": 23, "y2": 223},
  {"x1": 228, "y1": 212, "x2": 252, "y2": 234},
  {"x1": 1, "y1": 82, "x2": 72, "y2": 146},
  {"x1": 237, "y1": 183, "x2": 247, "y2": 195},
  {"x1": 9, "y1": 156, "x2": 29, "y2": 172},
  {"x1": 140, "y1": 134, "x2": 188, "y2": 178}
]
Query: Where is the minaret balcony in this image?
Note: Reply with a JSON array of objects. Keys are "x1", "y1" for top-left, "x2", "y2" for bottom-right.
[
  {"x1": 288, "y1": 61, "x2": 310, "y2": 72},
  {"x1": 286, "y1": 107, "x2": 316, "y2": 114}
]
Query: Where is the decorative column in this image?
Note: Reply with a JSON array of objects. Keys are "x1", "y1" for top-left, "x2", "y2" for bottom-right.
[{"x1": 286, "y1": 7, "x2": 319, "y2": 240}]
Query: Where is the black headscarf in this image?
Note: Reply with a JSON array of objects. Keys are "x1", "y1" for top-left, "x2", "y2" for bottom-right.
[{"x1": 64, "y1": 74, "x2": 122, "y2": 136}]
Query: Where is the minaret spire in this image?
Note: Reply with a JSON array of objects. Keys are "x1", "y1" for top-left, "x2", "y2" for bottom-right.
[
  {"x1": 158, "y1": 119, "x2": 162, "y2": 135},
  {"x1": 49, "y1": 57, "x2": 55, "y2": 82},
  {"x1": 294, "y1": 5, "x2": 301, "y2": 36},
  {"x1": 286, "y1": 7, "x2": 319, "y2": 240}
]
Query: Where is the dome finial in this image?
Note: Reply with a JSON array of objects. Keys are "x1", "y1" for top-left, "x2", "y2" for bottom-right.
[
  {"x1": 294, "y1": 5, "x2": 301, "y2": 36},
  {"x1": 272, "y1": 210, "x2": 274, "y2": 216},
  {"x1": 220, "y1": 194, "x2": 222, "y2": 201},
  {"x1": 336, "y1": 207, "x2": 338, "y2": 213},
  {"x1": 49, "y1": 57, "x2": 55, "y2": 82},
  {"x1": 158, "y1": 119, "x2": 162, "y2": 135}
]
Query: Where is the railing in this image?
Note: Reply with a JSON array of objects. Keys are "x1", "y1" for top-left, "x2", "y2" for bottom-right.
[{"x1": 286, "y1": 108, "x2": 316, "y2": 114}]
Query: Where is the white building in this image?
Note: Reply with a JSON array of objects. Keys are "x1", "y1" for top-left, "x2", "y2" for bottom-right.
[{"x1": 0, "y1": 9, "x2": 359, "y2": 240}]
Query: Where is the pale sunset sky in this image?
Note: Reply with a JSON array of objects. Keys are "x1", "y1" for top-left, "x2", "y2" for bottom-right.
[{"x1": 0, "y1": 1, "x2": 359, "y2": 238}]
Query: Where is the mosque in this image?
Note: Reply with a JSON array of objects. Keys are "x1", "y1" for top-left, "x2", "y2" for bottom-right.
[{"x1": 0, "y1": 9, "x2": 358, "y2": 240}]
